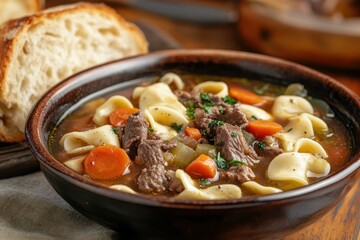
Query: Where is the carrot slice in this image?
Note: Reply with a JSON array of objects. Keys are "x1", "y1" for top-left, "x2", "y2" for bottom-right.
[
  {"x1": 247, "y1": 120, "x2": 283, "y2": 138},
  {"x1": 109, "y1": 108, "x2": 138, "y2": 127},
  {"x1": 229, "y1": 86, "x2": 263, "y2": 105},
  {"x1": 184, "y1": 127, "x2": 202, "y2": 141},
  {"x1": 185, "y1": 154, "x2": 216, "y2": 179},
  {"x1": 84, "y1": 145, "x2": 130, "y2": 180}
]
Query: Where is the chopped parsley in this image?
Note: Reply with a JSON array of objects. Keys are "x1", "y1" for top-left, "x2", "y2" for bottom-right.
[
  {"x1": 250, "y1": 115, "x2": 258, "y2": 120},
  {"x1": 219, "y1": 106, "x2": 225, "y2": 114},
  {"x1": 199, "y1": 93, "x2": 216, "y2": 114},
  {"x1": 287, "y1": 128, "x2": 293, "y2": 132},
  {"x1": 208, "y1": 120, "x2": 224, "y2": 128},
  {"x1": 201, "y1": 129, "x2": 208, "y2": 136},
  {"x1": 112, "y1": 127, "x2": 119, "y2": 135},
  {"x1": 231, "y1": 131, "x2": 238, "y2": 138},
  {"x1": 253, "y1": 84, "x2": 269, "y2": 95},
  {"x1": 222, "y1": 95, "x2": 237, "y2": 105},
  {"x1": 188, "y1": 100, "x2": 195, "y2": 109},
  {"x1": 186, "y1": 108, "x2": 195, "y2": 120},
  {"x1": 214, "y1": 152, "x2": 229, "y2": 170},
  {"x1": 199, "y1": 178, "x2": 211, "y2": 187},
  {"x1": 258, "y1": 141, "x2": 266, "y2": 150},
  {"x1": 254, "y1": 89, "x2": 265, "y2": 95},
  {"x1": 186, "y1": 100, "x2": 195, "y2": 120},
  {"x1": 230, "y1": 159, "x2": 247, "y2": 166},
  {"x1": 147, "y1": 127, "x2": 154, "y2": 133},
  {"x1": 200, "y1": 92, "x2": 211, "y2": 102},
  {"x1": 203, "y1": 102, "x2": 213, "y2": 113},
  {"x1": 171, "y1": 122, "x2": 183, "y2": 132}
]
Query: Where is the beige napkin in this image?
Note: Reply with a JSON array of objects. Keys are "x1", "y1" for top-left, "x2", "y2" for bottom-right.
[{"x1": 0, "y1": 172, "x2": 115, "y2": 239}]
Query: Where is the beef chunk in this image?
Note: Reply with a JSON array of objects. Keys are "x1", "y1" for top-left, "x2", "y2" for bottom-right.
[
  {"x1": 176, "y1": 131, "x2": 198, "y2": 149},
  {"x1": 161, "y1": 140, "x2": 177, "y2": 151},
  {"x1": 214, "y1": 123, "x2": 260, "y2": 167},
  {"x1": 122, "y1": 110, "x2": 149, "y2": 159},
  {"x1": 115, "y1": 124, "x2": 125, "y2": 143},
  {"x1": 198, "y1": 138, "x2": 209, "y2": 144},
  {"x1": 255, "y1": 136, "x2": 283, "y2": 158},
  {"x1": 220, "y1": 165, "x2": 255, "y2": 183},
  {"x1": 194, "y1": 105, "x2": 248, "y2": 141},
  {"x1": 197, "y1": 103, "x2": 248, "y2": 128},
  {"x1": 211, "y1": 104, "x2": 248, "y2": 128},
  {"x1": 137, "y1": 164, "x2": 170, "y2": 193},
  {"x1": 194, "y1": 108, "x2": 212, "y2": 132},
  {"x1": 167, "y1": 170, "x2": 184, "y2": 193},
  {"x1": 176, "y1": 90, "x2": 228, "y2": 109},
  {"x1": 176, "y1": 90, "x2": 197, "y2": 107},
  {"x1": 179, "y1": 89, "x2": 248, "y2": 128},
  {"x1": 137, "y1": 139, "x2": 165, "y2": 167},
  {"x1": 148, "y1": 133, "x2": 161, "y2": 140}
]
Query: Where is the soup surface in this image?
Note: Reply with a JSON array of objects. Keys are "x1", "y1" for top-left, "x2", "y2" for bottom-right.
[{"x1": 50, "y1": 74, "x2": 352, "y2": 200}]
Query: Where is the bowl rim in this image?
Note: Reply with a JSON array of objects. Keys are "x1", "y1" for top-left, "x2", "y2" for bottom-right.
[{"x1": 26, "y1": 49, "x2": 360, "y2": 208}]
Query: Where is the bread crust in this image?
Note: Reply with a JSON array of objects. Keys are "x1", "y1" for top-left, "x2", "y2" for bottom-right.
[
  {"x1": 0, "y1": 2, "x2": 148, "y2": 142},
  {"x1": 33, "y1": 0, "x2": 44, "y2": 11},
  {"x1": 0, "y1": 0, "x2": 43, "y2": 24}
]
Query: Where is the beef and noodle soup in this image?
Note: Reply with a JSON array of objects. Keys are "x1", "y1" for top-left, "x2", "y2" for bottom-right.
[{"x1": 49, "y1": 73, "x2": 352, "y2": 200}]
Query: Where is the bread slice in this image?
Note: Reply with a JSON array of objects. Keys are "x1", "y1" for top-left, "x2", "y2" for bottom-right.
[
  {"x1": 0, "y1": 0, "x2": 42, "y2": 24},
  {"x1": 0, "y1": 2, "x2": 148, "y2": 142}
]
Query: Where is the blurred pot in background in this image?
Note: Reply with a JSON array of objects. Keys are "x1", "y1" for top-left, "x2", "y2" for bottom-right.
[{"x1": 237, "y1": 0, "x2": 360, "y2": 70}]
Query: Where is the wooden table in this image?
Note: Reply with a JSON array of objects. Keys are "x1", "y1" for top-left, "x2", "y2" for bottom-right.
[{"x1": 48, "y1": 1, "x2": 360, "y2": 239}]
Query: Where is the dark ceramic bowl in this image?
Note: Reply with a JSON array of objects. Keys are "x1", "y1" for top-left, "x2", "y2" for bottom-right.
[{"x1": 26, "y1": 49, "x2": 360, "y2": 240}]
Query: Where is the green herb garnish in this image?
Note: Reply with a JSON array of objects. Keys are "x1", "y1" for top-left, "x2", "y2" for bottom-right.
[
  {"x1": 230, "y1": 159, "x2": 247, "y2": 166},
  {"x1": 250, "y1": 115, "x2": 258, "y2": 120},
  {"x1": 171, "y1": 122, "x2": 183, "y2": 132},
  {"x1": 201, "y1": 129, "x2": 208, "y2": 136},
  {"x1": 287, "y1": 128, "x2": 293, "y2": 132},
  {"x1": 112, "y1": 127, "x2": 119, "y2": 135},
  {"x1": 214, "y1": 152, "x2": 229, "y2": 170},
  {"x1": 231, "y1": 132, "x2": 238, "y2": 138},
  {"x1": 147, "y1": 127, "x2": 154, "y2": 133},
  {"x1": 188, "y1": 100, "x2": 195, "y2": 108},
  {"x1": 186, "y1": 100, "x2": 195, "y2": 120},
  {"x1": 254, "y1": 89, "x2": 265, "y2": 95},
  {"x1": 186, "y1": 109, "x2": 195, "y2": 120},
  {"x1": 222, "y1": 95, "x2": 237, "y2": 105},
  {"x1": 200, "y1": 92, "x2": 211, "y2": 102},
  {"x1": 203, "y1": 102, "x2": 213, "y2": 113},
  {"x1": 208, "y1": 120, "x2": 224, "y2": 128},
  {"x1": 253, "y1": 84, "x2": 269, "y2": 95},
  {"x1": 258, "y1": 141, "x2": 266, "y2": 150},
  {"x1": 219, "y1": 106, "x2": 225, "y2": 114},
  {"x1": 199, "y1": 178, "x2": 211, "y2": 187}
]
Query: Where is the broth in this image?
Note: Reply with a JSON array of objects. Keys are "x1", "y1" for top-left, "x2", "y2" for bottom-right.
[{"x1": 49, "y1": 74, "x2": 352, "y2": 198}]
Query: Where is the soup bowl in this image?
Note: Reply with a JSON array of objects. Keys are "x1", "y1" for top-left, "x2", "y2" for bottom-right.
[{"x1": 25, "y1": 49, "x2": 360, "y2": 240}]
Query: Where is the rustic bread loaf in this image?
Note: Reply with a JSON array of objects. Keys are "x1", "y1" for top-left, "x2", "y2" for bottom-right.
[
  {"x1": 0, "y1": 0, "x2": 42, "y2": 24},
  {"x1": 0, "y1": 2, "x2": 148, "y2": 142}
]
